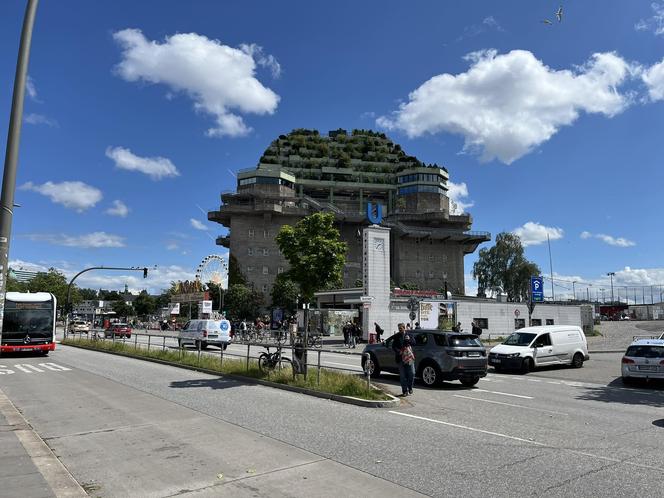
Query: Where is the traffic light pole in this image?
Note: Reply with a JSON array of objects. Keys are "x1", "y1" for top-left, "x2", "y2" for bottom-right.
[
  {"x1": 0, "y1": 0, "x2": 40, "y2": 357},
  {"x1": 64, "y1": 266, "x2": 148, "y2": 338}
]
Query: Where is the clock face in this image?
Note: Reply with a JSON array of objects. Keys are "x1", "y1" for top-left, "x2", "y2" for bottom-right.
[{"x1": 374, "y1": 238, "x2": 384, "y2": 251}]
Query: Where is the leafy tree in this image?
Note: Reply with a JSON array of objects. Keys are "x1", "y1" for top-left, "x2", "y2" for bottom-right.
[
  {"x1": 111, "y1": 300, "x2": 133, "y2": 320},
  {"x1": 224, "y1": 284, "x2": 263, "y2": 321},
  {"x1": 26, "y1": 268, "x2": 79, "y2": 308},
  {"x1": 472, "y1": 232, "x2": 541, "y2": 302},
  {"x1": 275, "y1": 212, "x2": 347, "y2": 303},
  {"x1": 270, "y1": 274, "x2": 299, "y2": 314},
  {"x1": 99, "y1": 290, "x2": 121, "y2": 301},
  {"x1": 133, "y1": 291, "x2": 156, "y2": 318},
  {"x1": 7, "y1": 274, "x2": 27, "y2": 292},
  {"x1": 78, "y1": 288, "x2": 98, "y2": 300}
]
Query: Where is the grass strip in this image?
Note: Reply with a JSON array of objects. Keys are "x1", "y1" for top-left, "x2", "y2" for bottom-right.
[{"x1": 61, "y1": 338, "x2": 390, "y2": 401}]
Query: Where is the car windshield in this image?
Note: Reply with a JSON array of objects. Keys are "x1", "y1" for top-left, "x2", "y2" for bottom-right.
[
  {"x1": 625, "y1": 345, "x2": 664, "y2": 358},
  {"x1": 503, "y1": 332, "x2": 536, "y2": 346},
  {"x1": 449, "y1": 335, "x2": 482, "y2": 347}
]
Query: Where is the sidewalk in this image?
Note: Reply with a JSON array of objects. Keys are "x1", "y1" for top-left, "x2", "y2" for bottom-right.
[{"x1": 0, "y1": 388, "x2": 85, "y2": 498}]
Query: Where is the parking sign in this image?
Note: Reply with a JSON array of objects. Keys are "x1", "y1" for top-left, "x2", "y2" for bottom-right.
[{"x1": 531, "y1": 276, "x2": 544, "y2": 303}]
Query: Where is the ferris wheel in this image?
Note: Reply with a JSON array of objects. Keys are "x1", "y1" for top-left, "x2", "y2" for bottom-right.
[{"x1": 195, "y1": 255, "x2": 228, "y2": 288}]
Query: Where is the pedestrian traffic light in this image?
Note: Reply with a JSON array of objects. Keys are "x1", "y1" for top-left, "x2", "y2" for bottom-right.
[{"x1": 143, "y1": 267, "x2": 148, "y2": 278}]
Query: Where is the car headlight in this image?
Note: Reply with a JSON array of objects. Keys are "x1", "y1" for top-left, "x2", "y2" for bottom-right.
[{"x1": 508, "y1": 353, "x2": 521, "y2": 358}]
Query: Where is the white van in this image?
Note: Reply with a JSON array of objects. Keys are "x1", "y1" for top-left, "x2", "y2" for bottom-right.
[
  {"x1": 178, "y1": 319, "x2": 232, "y2": 350},
  {"x1": 488, "y1": 325, "x2": 589, "y2": 373}
]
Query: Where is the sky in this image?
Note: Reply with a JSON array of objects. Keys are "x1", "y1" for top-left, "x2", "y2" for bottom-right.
[{"x1": 1, "y1": 1, "x2": 664, "y2": 301}]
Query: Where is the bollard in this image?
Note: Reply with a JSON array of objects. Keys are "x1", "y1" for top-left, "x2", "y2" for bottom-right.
[
  {"x1": 364, "y1": 352, "x2": 371, "y2": 390},
  {"x1": 147, "y1": 335, "x2": 151, "y2": 352},
  {"x1": 220, "y1": 344, "x2": 224, "y2": 369},
  {"x1": 134, "y1": 333, "x2": 138, "y2": 351},
  {"x1": 197, "y1": 340, "x2": 201, "y2": 366},
  {"x1": 317, "y1": 350, "x2": 321, "y2": 386},
  {"x1": 162, "y1": 336, "x2": 166, "y2": 352},
  {"x1": 246, "y1": 344, "x2": 250, "y2": 371}
]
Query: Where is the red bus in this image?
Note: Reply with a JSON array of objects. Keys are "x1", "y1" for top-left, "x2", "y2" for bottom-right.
[{"x1": 1, "y1": 292, "x2": 57, "y2": 354}]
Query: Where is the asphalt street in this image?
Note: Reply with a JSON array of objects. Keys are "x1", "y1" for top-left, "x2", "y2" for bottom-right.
[{"x1": 1, "y1": 342, "x2": 664, "y2": 497}]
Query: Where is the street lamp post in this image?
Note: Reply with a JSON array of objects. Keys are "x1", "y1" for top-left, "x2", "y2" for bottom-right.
[
  {"x1": 0, "y1": 0, "x2": 40, "y2": 355},
  {"x1": 607, "y1": 272, "x2": 615, "y2": 304},
  {"x1": 572, "y1": 281, "x2": 576, "y2": 301}
]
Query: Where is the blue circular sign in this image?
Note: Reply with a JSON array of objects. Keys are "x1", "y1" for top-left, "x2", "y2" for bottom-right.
[{"x1": 220, "y1": 321, "x2": 229, "y2": 331}]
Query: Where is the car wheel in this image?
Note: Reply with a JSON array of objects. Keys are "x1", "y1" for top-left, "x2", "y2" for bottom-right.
[
  {"x1": 460, "y1": 376, "x2": 480, "y2": 387},
  {"x1": 493, "y1": 365, "x2": 503, "y2": 373},
  {"x1": 362, "y1": 354, "x2": 380, "y2": 377},
  {"x1": 419, "y1": 362, "x2": 442, "y2": 387},
  {"x1": 571, "y1": 353, "x2": 584, "y2": 368},
  {"x1": 621, "y1": 376, "x2": 632, "y2": 385},
  {"x1": 521, "y1": 357, "x2": 534, "y2": 374},
  {"x1": 201, "y1": 341, "x2": 208, "y2": 350}
]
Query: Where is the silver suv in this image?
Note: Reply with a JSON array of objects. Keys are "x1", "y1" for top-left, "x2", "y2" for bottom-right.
[
  {"x1": 621, "y1": 339, "x2": 664, "y2": 384},
  {"x1": 361, "y1": 330, "x2": 488, "y2": 387}
]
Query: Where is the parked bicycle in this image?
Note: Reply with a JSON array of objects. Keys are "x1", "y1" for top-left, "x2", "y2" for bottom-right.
[
  {"x1": 306, "y1": 334, "x2": 322, "y2": 349},
  {"x1": 258, "y1": 346, "x2": 292, "y2": 373}
]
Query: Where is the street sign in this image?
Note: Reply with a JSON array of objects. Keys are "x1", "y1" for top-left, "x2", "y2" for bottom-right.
[
  {"x1": 359, "y1": 296, "x2": 375, "y2": 302},
  {"x1": 409, "y1": 311, "x2": 417, "y2": 321},
  {"x1": 531, "y1": 276, "x2": 544, "y2": 303}
]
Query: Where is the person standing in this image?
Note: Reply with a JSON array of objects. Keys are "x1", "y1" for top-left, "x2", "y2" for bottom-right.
[
  {"x1": 471, "y1": 320, "x2": 482, "y2": 337},
  {"x1": 392, "y1": 323, "x2": 415, "y2": 396},
  {"x1": 374, "y1": 322, "x2": 384, "y2": 342},
  {"x1": 343, "y1": 321, "x2": 351, "y2": 347}
]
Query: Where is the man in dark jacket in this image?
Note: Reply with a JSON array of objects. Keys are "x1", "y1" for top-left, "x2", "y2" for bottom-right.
[
  {"x1": 392, "y1": 323, "x2": 415, "y2": 396},
  {"x1": 374, "y1": 322, "x2": 384, "y2": 342},
  {"x1": 471, "y1": 320, "x2": 483, "y2": 336}
]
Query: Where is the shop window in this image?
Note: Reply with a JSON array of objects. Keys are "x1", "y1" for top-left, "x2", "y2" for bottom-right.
[
  {"x1": 473, "y1": 318, "x2": 489, "y2": 329},
  {"x1": 515, "y1": 318, "x2": 526, "y2": 329}
]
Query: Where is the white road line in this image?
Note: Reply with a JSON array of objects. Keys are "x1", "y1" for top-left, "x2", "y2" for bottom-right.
[
  {"x1": 322, "y1": 361, "x2": 362, "y2": 369},
  {"x1": 389, "y1": 411, "x2": 546, "y2": 446},
  {"x1": 474, "y1": 389, "x2": 533, "y2": 399},
  {"x1": 526, "y1": 378, "x2": 541, "y2": 382},
  {"x1": 452, "y1": 395, "x2": 568, "y2": 416},
  {"x1": 388, "y1": 411, "x2": 664, "y2": 472}
]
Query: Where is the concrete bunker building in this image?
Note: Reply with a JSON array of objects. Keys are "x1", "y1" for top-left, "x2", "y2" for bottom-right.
[{"x1": 209, "y1": 129, "x2": 490, "y2": 303}]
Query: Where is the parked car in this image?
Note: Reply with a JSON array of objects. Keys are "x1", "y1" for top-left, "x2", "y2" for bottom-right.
[
  {"x1": 105, "y1": 323, "x2": 132, "y2": 339},
  {"x1": 621, "y1": 339, "x2": 664, "y2": 384},
  {"x1": 69, "y1": 320, "x2": 90, "y2": 334},
  {"x1": 361, "y1": 330, "x2": 488, "y2": 387},
  {"x1": 178, "y1": 319, "x2": 232, "y2": 350},
  {"x1": 489, "y1": 325, "x2": 588, "y2": 374}
]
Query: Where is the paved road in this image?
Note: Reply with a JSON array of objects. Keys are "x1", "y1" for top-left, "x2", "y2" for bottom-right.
[{"x1": 2, "y1": 343, "x2": 664, "y2": 497}]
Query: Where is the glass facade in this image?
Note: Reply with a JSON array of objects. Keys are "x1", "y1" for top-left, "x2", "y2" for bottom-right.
[
  {"x1": 398, "y1": 185, "x2": 446, "y2": 195},
  {"x1": 397, "y1": 173, "x2": 446, "y2": 184},
  {"x1": 239, "y1": 176, "x2": 294, "y2": 188}
]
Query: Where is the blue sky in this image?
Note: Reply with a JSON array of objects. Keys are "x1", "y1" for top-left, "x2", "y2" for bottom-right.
[{"x1": 2, "y1": 1, "x2": 664, "y2": 300}]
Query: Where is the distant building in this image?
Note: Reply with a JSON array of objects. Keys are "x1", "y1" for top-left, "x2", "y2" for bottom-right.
[
  {"x1": 209, "y1": 129, "x2": 490, "y2": 304},
  {"x1": 8, "y1": 267, "x2": 39, "y2": 283}
]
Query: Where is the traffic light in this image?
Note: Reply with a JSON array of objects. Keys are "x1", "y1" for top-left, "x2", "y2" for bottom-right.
[{"x1": 143, "y1": 267, "x2": 148, "y2": 279}]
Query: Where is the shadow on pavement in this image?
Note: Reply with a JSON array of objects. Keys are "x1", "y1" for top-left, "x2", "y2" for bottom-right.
[
  {"x1": 574, "y1": 377, "x2": 664, "y2": 407},
  {"x1": 373, "y1": 373, "x2": 478, "y2": 392},
  {"x1": 169, "y1": 377, "x2": 246, "y2": 390},
  {"x1": 652, "y1": 419, "x2": 664, "y2": 428}
]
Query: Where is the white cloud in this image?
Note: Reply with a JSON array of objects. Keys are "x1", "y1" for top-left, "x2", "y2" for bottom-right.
[
  {"x1": 447, "y1": 181, "x2": 474, "y2": 214},
  {"x1": 580, "y1": 231, "x2": 635, "y2": 247},
  {"x1": 377, "y1": 50, "x2": 633, "y2": 164},
  {"x1": 635, "y1": 3, "x2": 664, "y2": 35},
  {"x1": 105, "y1": 146, "x2": 180, "y2": 180},
  {"x1": 24, "y1": 232, "x2": 125, "y2": 248},
  {"x1": 112, "y1": 29, "x2": 280, "y2": 137},
  {"x1": 642, "y1": 58, "x2": 664, "y2": 101},
  {"x1": 166, "y1": 243, "x2": 179, "y2": 251},
  {"x1": 239, "y1": 43, "x2": 282, "y2": 78},
  {"x1": 8, "y1": 259, "x2": 48, "y2": 273},
  {"x1": 513, "y1": 221, "x2": 564, "y2": 247},
  {"x1": 26, "y1": 76, "x2": 39, "y2": 102},
  {"x1": 20, "y1": 181, "x2": 102, "y2": 212},
  {"x1": 190, "y1": 218, "x2": 209, "y2": 231},
  {"x1": 24, "y1": 113, "x2": 58, "y2": 127},
  {"x1": 105, "y1": 200, "x2": 130, "y2": 217}
]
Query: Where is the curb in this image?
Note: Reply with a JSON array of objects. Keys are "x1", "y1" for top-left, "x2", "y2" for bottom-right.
[
  {"x1": 62, "y1": 342, "x2": 400, "y2": 409},
  {"x1": 588, "y1": 349, "x2": 625, "y2": 354}
]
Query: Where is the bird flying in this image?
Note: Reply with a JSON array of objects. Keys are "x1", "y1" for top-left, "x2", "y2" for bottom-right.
[
  {"x1": 556, "y1": 6, "x2": 563, "y2": 22},
  {"x1": 541, "y1": 19, "x2": 553, "y2": 25}
]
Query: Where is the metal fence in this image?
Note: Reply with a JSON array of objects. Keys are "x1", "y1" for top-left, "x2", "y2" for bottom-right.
[{"x1": 65, "y1": 329, "x2": 372, "y2": 388}]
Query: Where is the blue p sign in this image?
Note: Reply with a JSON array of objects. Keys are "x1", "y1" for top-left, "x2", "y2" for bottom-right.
[{"x1": 531, "y1": 276, "x2": 544, "y2": 303}]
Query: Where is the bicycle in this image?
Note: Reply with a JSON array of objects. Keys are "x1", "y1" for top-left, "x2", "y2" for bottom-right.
[
  {"x1": 258, "y1": 345, "x2": 292, "y2": 373},
  {"x1": 307, "y1": 334, "x2": 322, "y2": 349}
]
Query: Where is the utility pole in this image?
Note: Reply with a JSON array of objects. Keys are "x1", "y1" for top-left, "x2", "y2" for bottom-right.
[
  {"x1": 572, "y1": 281, "x2": 576, "y2": 301},
  {"x1": 601, "y1": 288, "x2": 605, "y2": 303},
  {"x1": 586, "y1": 286, "x2": 590, "y2": 302},
  {"x1": 0, "y1": 0, "x2": 39, "y2": 355},
  {"x1": 547, "y1": 234, "x2": 555, "y2": 301},
  {"x1": 607, "y1": 272, "x2": 615, "y2": 304}
]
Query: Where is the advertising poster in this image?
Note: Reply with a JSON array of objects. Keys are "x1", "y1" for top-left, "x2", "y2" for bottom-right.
[
  {"x1": 418, "y1": 301, "x2": 439, "y2": 329},
  {"x1": 438, "y1": 301, "x2": 456, "y2": 330}
]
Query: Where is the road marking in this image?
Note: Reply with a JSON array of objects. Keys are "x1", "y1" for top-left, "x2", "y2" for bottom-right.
[
  {"x1": 323, "y1": 360, "x2": 362, "y2": 369},
  {"x1": 526, "y1": 378, "x2": 541, "y2": 382},
  {"x1": 15, "y1": 364, "x2": 43, "y2": 373},
  {"x1": 388, "y1": 411, "x2": 664, "y2": 472},
  {"x1": 0, "y1": 363, "x2": 71, "y2": 375},
  {"x1": 389, "y1": 411, "x2": 546, "y2": 446},
  {"x1": 474, "y1": 388, "x2": 533, "y2": 399},
  {"x1": 452, "y1": 395, "x2": 568, "y2": 416}
]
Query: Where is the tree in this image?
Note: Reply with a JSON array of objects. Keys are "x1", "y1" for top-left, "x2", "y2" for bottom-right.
[
  {"x1": 228, "y1": 254, "x2": 246, "y2": 286},
  {"x1": 78, "y1": 288, "x2": 98, "y2": 300},
  {"x1": 111, "y1": 300, "x2": 133, "y2": 320},
  {"x1": 224, "y1": 284, "x2": 263, "y2": 321},
  {"x1": 275, "y1": 212, "x2": 347, "y2": 304},
  {"x1": 270, "y1": 273, "x2": 299, "y2": 314},
  {"x1": 27, "y1": 268, "x2": 79, "y2": 307},
  {"x1": 472, "y1": 232, "x2": 541, "y2": 302},
  {"x1": 133, "y1": 291, "x2": 156, "y2": 318},
  {"x1": 7, "y1": 274, "x2": 27, "y2": 292}
]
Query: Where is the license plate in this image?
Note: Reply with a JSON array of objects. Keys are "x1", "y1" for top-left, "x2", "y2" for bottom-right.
[
  {"x1": 492, "y1": 359, "x2": 501, "y2": 364},
  {"x1": 639, "y1": 365, "x2": 657, "y2": 371},
  {"x1": 467, "y1": 352, "x2": 480, "y2": 357}
]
